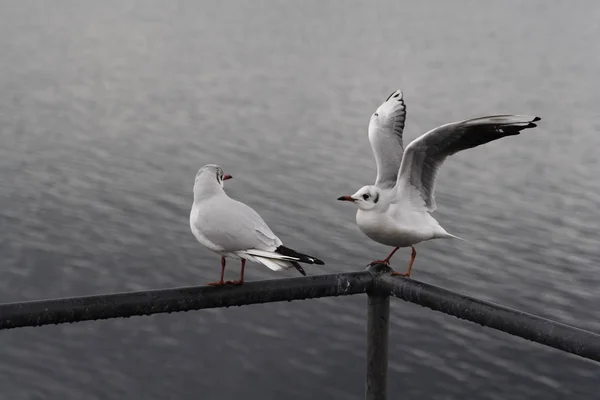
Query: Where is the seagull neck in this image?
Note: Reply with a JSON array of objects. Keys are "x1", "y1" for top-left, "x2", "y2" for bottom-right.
[{"x1": 193, "y1": 180, "x2": 224, "y2": 203}]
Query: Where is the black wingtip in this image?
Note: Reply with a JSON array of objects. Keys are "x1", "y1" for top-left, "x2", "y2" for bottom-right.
[
  {"x1": 510, "y1": 119, "x2": 540, "y2": 133},
  {"x1": 525, "y1": 116, "x2": 541, "y2": 128},
  {"x1": 275, "y1": 245, "x2": 325, "y2": 266},
  {"x1": 291, "y1": 262, "x2": 306, "y2": 276}
]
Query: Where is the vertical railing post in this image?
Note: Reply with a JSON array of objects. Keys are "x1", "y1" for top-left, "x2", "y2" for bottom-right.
[{"x1": 365, "y1": 263, "x2": 392, "y2": 400}]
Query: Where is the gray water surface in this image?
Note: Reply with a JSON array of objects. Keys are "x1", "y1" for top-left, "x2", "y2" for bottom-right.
[{"x1": 1, "y1": 1, "x2": 599, "y2": 399}]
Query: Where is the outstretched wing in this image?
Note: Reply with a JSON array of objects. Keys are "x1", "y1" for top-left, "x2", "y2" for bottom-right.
[
  {"x1": 396, "y1": 115, "x2": 540, "y2": 211},
  {"x1": 368, "y1": 89, "x2": 407, "y2": 188}
]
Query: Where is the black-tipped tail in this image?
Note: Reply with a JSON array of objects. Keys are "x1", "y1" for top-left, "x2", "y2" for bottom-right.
[{"x1": 275, "y1": 245, "x2": 325, "y2": 265}]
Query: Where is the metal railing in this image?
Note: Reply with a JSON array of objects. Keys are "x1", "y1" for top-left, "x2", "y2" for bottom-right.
[{"x1": 0, "y1": 263, "x2": 599, "y2": 400}]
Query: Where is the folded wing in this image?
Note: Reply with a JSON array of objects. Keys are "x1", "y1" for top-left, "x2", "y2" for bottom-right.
[{"x1": 194, "y1": 198, "x2": 324, "y2": 276}]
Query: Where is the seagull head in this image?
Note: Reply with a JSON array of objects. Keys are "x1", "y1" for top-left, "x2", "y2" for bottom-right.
[
  {"x1": 195, "y1": 164, "x2": 233, "y2": 192},
  {"x1": 337, "y1": 185, "x2": 380, "y2": 211}
]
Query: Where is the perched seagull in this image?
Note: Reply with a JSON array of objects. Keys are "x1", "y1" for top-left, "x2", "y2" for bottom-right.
[
  {"x1": 337, "y1": 90, "x2": 540, "y2": 277},
  {"x1": 190, "y1": 164, "x2": 325, "y2": 285}
]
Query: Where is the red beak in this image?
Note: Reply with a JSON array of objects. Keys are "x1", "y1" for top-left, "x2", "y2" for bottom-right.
[
  {"x1": 337, "y1": 195, "x2": 354, "y2": 202},
  {"x1": 223, "y1": 174, "x2": 233, "y2": 181}
]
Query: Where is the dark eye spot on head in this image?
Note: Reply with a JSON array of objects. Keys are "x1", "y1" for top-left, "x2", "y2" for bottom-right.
[
  {"x1": 362, "y1": 194, "x2": 370, "y2": 201},
  {"x1": 374, "y1": 113, "x2": 379, "y2": 117}
]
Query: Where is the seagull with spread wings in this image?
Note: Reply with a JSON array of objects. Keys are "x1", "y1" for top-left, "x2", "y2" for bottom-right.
[{"x1": 337, "y1": 90, "x2": 540, "y2": 277}]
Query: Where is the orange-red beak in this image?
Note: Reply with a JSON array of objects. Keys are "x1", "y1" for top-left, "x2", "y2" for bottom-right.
[
  {"x1": 223, "y1": 174, "x2": 233, "y2": 181},
  {"x1": 337, "y1": 195, "x2": 354, "y2": 202}
]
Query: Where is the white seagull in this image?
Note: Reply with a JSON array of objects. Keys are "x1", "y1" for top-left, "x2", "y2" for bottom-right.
[
  {"x1": 190, "y1": 164, "x2": 324, "y2": 285},
  {"x1": 337, "y1": 90, "x2": 540, "y2": 277}
]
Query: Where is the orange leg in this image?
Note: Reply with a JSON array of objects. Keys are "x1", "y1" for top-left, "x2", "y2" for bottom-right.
[
  {"x1": 391, "y1": 246, "x2": 417, "y2": 277},
  {"x1": 369, "y1": 246, "x2": 400, "y2": 266},
  {"x1": 230, "y1": 259, "x2": 246, "y2": 285},
  {"x1": 207, "y1": 256, "x2": 227, "y2": 286}
]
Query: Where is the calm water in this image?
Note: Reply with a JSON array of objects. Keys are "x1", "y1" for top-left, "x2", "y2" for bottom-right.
[{"x1": 1, "y1": 1, "x2": 599, "y2": 399}]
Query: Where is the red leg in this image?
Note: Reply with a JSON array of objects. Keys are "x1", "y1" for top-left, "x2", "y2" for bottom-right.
[
  {"x1": 207, "y1": 256, "x2": 227, "y2": 286},
  {"x1": 369, "y1": 246, "x2": 400, "y2": 266},
  {"x1": 231, "y1": 259, "x2": 246, "y2": 285},
  {"x1": 240, "y1": 259, "x2": 246, "y2": 283},
  {"x1": 391, "y1": 246, "x2": 417, "y2": 277}
]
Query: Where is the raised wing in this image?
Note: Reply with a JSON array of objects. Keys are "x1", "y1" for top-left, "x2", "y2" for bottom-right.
[
  {"x1": 368, "y1": 89, "x2": 407, "y2": 188},
  {"x1": 396, "y1": 115, "x2": 540, "y2": 211}
]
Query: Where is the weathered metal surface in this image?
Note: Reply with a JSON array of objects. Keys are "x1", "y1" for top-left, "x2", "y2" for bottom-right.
[
  {"x1": 0, "y1": 272, "x2": 374, "y2": 330},
  {"x1": 365, "y1": 263, "x2": 393, "y2": 400},
  {"x1": 380, "y1": 273, "x2": 600, "y2": 362}
]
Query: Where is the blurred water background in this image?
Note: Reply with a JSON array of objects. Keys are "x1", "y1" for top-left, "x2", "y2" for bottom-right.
[{"x1": 0, "y1": 1, "x2": 599, "y2": 399}]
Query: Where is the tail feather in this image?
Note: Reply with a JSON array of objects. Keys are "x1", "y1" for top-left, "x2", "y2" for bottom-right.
[
  {"x1": 443, "y1": 232, "x2": 470, "y2": 244},
  {"x1": 241, "y1": 249, "x2": 299, "y2": 262},
  {"x1": 235, "y1": 246, "x2": 323, "y2": 277},
  {"x1": 274, "y1": 245, "x2": 325, "y2": 265},
  {"x1": 250, "y1": 257, "x2": 306, "y2": 277},
  {"x1": 252, "y1": 257, "x2": 286, "y2": 272}
]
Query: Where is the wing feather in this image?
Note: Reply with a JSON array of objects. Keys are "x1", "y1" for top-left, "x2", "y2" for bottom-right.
[
  {"x1": 396, "y1": 115, "x2": 540, "y2": 211},
  {"x1": 193, "y1": 198, "x2": 282, "y2": 251},
  {"x1": 368, "y1": 89, "x2": 407, "y2": 188}
]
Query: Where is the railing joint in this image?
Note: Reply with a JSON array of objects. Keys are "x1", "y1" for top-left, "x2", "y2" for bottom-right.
[{"x1": 365, "y1": 263, "x2": 393, "y2": 297}]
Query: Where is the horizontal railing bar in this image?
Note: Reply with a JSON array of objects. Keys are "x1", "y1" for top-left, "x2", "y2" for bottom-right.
[
  {"x1": 0, "y1": 272, "x2": 374, "y2": 330},
  {"x1": 379, "y1": 274, "x2": 600, "y2": 362},
  {"x1": 1, "y1": 265, "x2": 598, "y2": 365}
]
